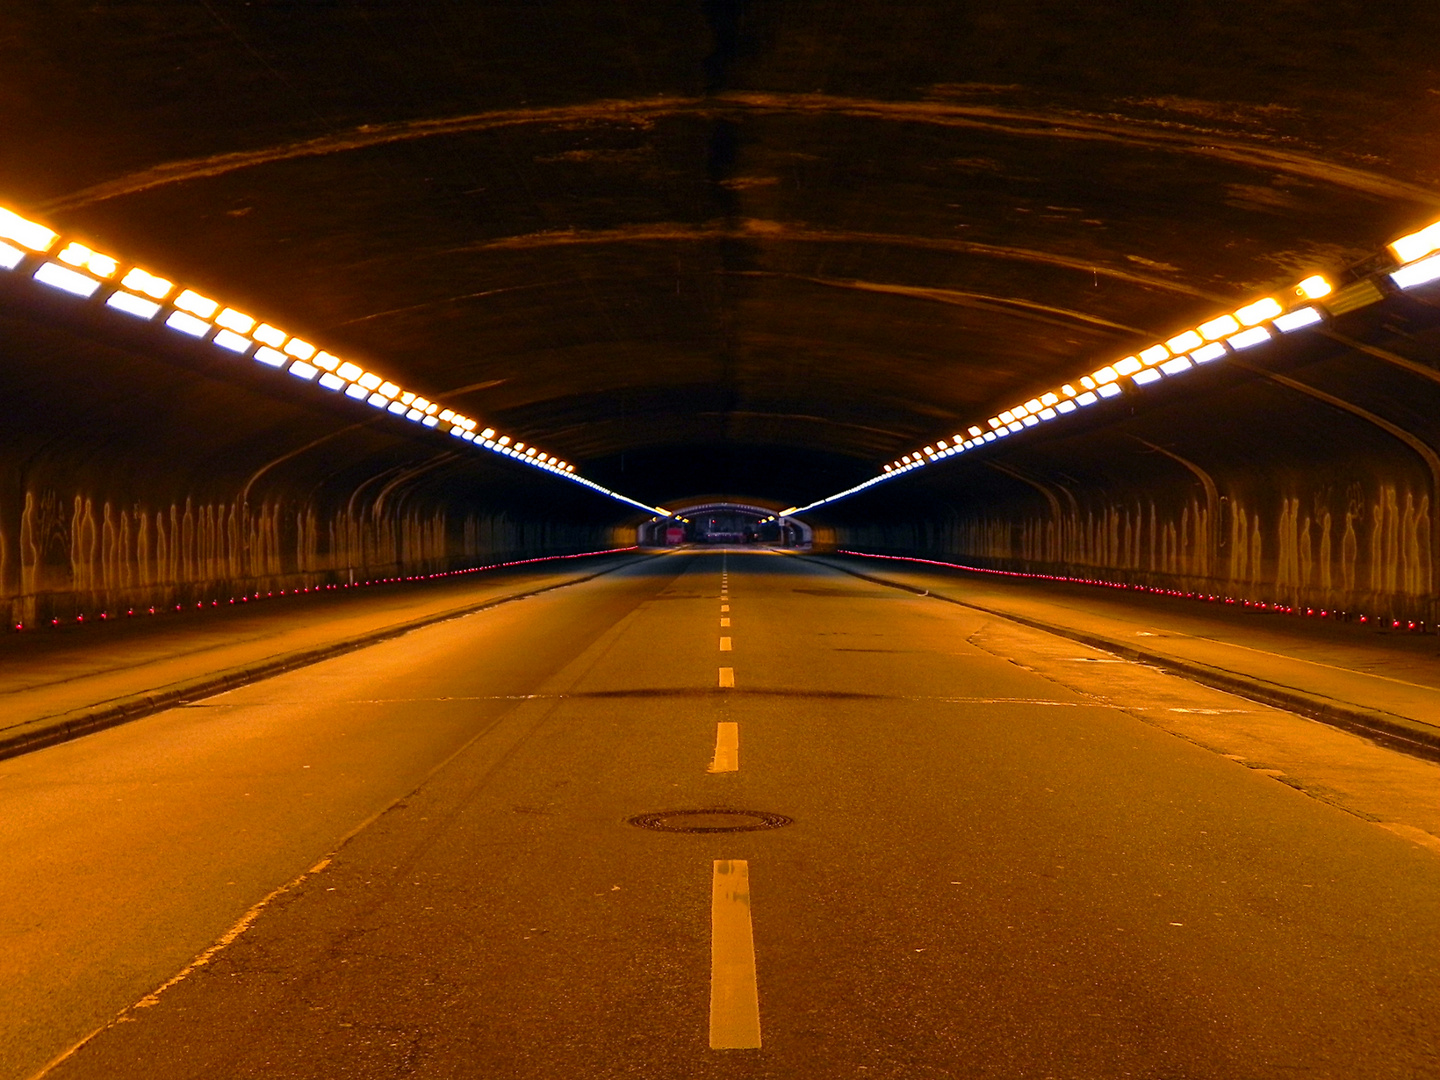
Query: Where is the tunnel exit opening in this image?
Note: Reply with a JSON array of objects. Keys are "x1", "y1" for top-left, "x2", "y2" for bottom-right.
[{"x1": 638, "y1": 503, "x2": 812, "y2": 548}]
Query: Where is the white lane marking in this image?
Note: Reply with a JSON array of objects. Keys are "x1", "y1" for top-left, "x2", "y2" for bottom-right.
[
  {"x1": 721, "y1": 617, "x2": 731, "y2": 627},
  {"x1": 720, "y1": 636, "x2": 732, "y2": 651},
  {"x1": 719, "y1": 667, "x2": 735, "y2": 688},
  {"x1": 708, "y1": 722, "x2": 739, "y2": 773},
  {"x1": 710, "y1": 860, "x2": 761, "y2": 1049}
]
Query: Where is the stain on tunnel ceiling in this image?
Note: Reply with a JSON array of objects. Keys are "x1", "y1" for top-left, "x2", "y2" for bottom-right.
[{"x1": 3, "y1": 1, "x2": 1440, "y2": 508}]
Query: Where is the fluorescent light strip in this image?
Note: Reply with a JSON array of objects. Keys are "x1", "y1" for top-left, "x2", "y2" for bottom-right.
[
  {"x1": 105, "y1": 290, "x2": 161, "y2": 319},
  {"x1": 1391, "y1": 254, "x2": 1440, "y2": 291},
  {"x1": 856, "y1": 260, "x2": 1361, "y2": 502},
  {"x1": 164, "y1": 310, "x2": 210, "y2": 337},
  {"x1": 0, "y1": 240, "x2": 25, "y2": 270},
  {"x1": 213, "y1": 328, "x2": 251, "y2": 352},
  {"x1": 34, "y1": 262, "x2": 100, "y2": 298},
  {"x1": 0, "y1": 199, "x2": 683, "y2": 520}
]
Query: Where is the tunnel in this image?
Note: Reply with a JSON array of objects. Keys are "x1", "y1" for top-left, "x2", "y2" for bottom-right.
[{"x1": 2, "y1": 5, "x2": 1439, "y2": 1078}]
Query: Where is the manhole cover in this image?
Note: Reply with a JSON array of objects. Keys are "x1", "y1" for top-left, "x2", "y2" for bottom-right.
[{"x1": 628, "y1": 809, "x2": 793, "y2": 833}]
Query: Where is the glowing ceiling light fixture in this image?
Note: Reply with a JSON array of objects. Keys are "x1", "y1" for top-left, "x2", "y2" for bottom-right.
[
  {"x1": 252, "y1": 323, "x2": 286, "y2": 348},
  {"x1": 164, "y1": 310, "x2": 211, "y2": 337},
  {"x1": 1198, "y1": 314, "x2": 1240, "y2": 340},
  {"x1": 968, "y1": 425, "x2": 983, "y2": 436},
  {"x1": 1114, "y1": 356, "x2": 1142, "y2": 376},
  {"x1": 215, "y1": 307, "x2": 256, "y2": 334},
  {"x1": 57, "y1": 242, "x2": 118, "y2": 278},
  {"x1": 1389, "y1": 220, "x2": 1440, "y2": 265},
  {"x1": 121, "y1": 267, "x2": 173, "y2": 300},
  {"x1": 1226, "y1": 325, "x2": 1272, "y2": 350},
  {"x1": 174, "y1": 289, "x2": 219, "y2": 319},
  {"x1": 1, "y1": 201, "x2": 670, "y2": 518},
  {"x1": 1158, "y1": 356, "x2": 1193, "y2": 376},
  {"x1": 1274, "y1": 306, "x2": 1324, "y2": 332},
  {"x1": 1191, "y1": 342, "x2": 1226, "y2": 363},
  {"x1": 1138, "y1": 345, "x2": 1169, "y2": 366},
  {"x1": 0, "y1": 207, "x2": 57, "y2": 252},
  {"x1": 105, "y1": 290, "x2": 161, "y2": 319},
  {"x1": 1133, "y1": 368, "x2": 1163, "y2": 385},
  {"x1": 1390, "y1": 253, "x2": 1440, "y2": 291},
  {"x1": 1097, "y1": 382, "x2": 1123, "y2": 398},
  {"x1": 1167, "y1": 330, "x2": 1203, "y2": 354},
  {"x1": 1295, "y1": 275, "x2": 1333, "y2": 300},
  {"x1": 1235, "y1": 297, "x2": 1282, "y2": 326},
  {"x1": 212, "y1": 328, "x2": 251, "y2": 352},
  {"x1": 33, "y1": 261, "x2": 100, "y2": 298}
]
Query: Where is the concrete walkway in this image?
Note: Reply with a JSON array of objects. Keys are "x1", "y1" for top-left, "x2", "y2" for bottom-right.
[
  {"x1": 0, "y1": 551, "x2": 646, "y2": 760},
  {"x1": 818, "y1": 551, "x2": 1440, "y2": 759}
]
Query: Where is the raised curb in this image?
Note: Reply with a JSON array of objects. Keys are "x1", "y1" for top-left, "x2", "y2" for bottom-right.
[
  {"x1": 808, "y1": 553, "x2": 1440, "y2": 763},
  {"x1": 0, "y1": 551, "x2": 653, "y2": 762}
]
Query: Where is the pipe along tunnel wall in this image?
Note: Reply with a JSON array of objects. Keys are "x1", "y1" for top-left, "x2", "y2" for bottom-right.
[
  {"x1": 823, "y1": 317, "x2": 1440, "y2": 629},
  {"x1": 0, "y1": 307, "x2": 631, "y2": 630}
]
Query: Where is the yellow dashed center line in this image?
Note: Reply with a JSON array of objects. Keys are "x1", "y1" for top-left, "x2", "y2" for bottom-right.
[
  {"x1": 710, "y1": 859, "x2": 761, "y2": 1049},
  {"x1": 719, "y1": 637, "x2": 732, "y2": 651},
  {"x1": 719, "y1": 667, "x2": 735, "y2": 688},
  {"x1": 707, "y1": 721, "x2": 739, "y2": 773},
  {"x1": 720, "y1": 617, "x2": 731, "y2": 627}
]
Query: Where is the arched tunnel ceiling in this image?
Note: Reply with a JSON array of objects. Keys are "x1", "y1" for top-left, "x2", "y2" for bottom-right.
[{"x1": 4, "y1": 2, "x2": 1440, "y2": 511}]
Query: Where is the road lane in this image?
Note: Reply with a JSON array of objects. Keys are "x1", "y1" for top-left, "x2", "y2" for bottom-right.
[
  {"x1": 17, "y1": 551, "x2": 1440, "y2": 1079},
  {"x1": 0, "y1": 555, "x2": 690, "y2": 1080}
]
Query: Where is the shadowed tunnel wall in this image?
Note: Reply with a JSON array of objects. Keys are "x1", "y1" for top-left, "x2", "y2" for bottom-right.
[
  {"x1": 0, "y1": 303, "x2": 632, "y2": 629},
  {"x1": 821, "y1": 316, "x2": 1440, "y2": 627}
]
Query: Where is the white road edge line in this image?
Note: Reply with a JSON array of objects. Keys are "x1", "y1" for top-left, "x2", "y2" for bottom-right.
[{"x1": 710, "y1": 859, "x2": 761, "y2": 1049}]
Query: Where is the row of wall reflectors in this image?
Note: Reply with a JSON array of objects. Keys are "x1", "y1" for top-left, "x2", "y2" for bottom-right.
[
  {"x1": 0, "y1": 206, "x2": 669, "y2": 519},
  {"x1": 838, "y1": 551, "x2": 1429, "y2": 634},
  {"x1": 12, "y1": 545, "x2": 639, "y2": 632},
  {"x1": 782, "y1": 217, "x2": 1440, "y2": 518}
]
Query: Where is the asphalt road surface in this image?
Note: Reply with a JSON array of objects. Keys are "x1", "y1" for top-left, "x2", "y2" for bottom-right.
[{"x1": 5, "y1": 551, "x2": 1437, "y2": 1079}]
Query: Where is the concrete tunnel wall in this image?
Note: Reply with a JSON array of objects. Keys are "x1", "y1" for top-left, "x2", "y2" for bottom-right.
[
  {"x1": 0, "y1": 297, "x2": 633, "y2": 630},
  {"x1": 820, "y1": 308, "x2": 1440, "y2": 628}
]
